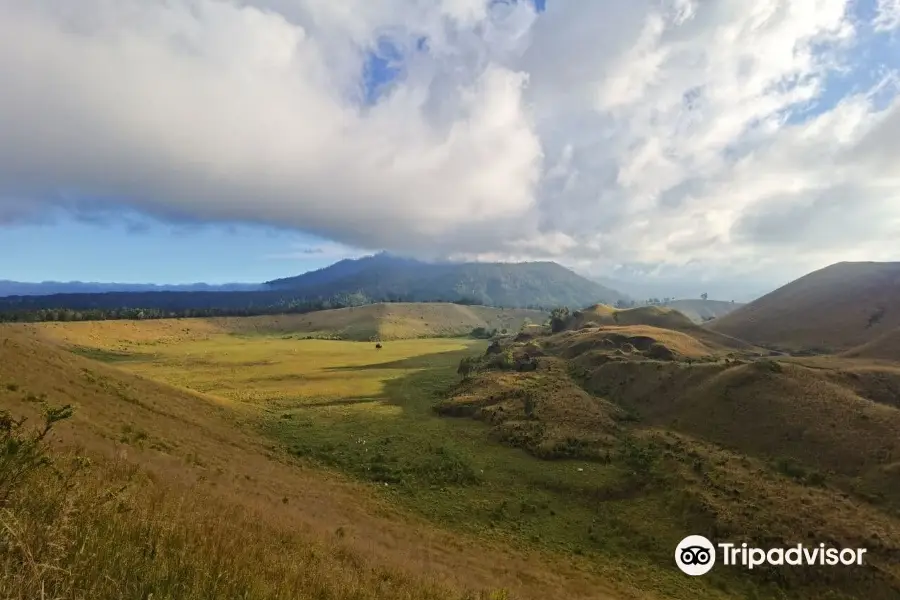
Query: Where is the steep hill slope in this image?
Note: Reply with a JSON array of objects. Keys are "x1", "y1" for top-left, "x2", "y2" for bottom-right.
[
  {"x1": 661, "y1": 299, "x2": 744, "y2": 324},
  {"x1": 709, "y1": 262, "x2": 900, "y2": 353},
  {"x1": 267, "y1": 253, "x2": 628, "y2": 308}
]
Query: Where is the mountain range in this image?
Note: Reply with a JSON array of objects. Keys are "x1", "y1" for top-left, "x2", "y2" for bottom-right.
[
  {"x1": 0, "y1": 253, "x2": 628, "y2": 313},
  {"x1": 0, "y1": 281, "x2": 264, "y2": 296}
]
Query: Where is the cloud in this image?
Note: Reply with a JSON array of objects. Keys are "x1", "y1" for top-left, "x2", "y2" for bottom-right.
[
  {"x1": 876, "y1": 0, "x2": 900, "y2": 32},
  {"x1": 264, "y1": 240, "x2": 372, "y2": 260},
  {"x1": 0, "y1": 0, "x2": 898, "y2": 283}
]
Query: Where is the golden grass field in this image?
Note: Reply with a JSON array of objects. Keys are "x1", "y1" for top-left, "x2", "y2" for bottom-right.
[
  {"x1": 5, "y1": 297, "x2": 900, "y2": 599},
  {"x1": 27, "y1": 302, "x2": 546, "y2": 348}
]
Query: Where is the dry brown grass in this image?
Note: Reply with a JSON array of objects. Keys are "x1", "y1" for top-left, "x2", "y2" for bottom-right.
[
  {"x1": 545, "y1": 325, "x2": 719, "y2": 359},
  {"x1": 574, "y1": 356, "x2": 900, "y2": 497},
  {"x1": 572, "y1": 305, "x2": 696, "y2": 330},
  {"x1": 0, "y1": 451, "x2": 491, "y2": 600},
  {"x1": 0, "y1": 326, "x2": 622, "y2": 600},
  {"x1": 709, "y1": 261, "x2": 900, "y2": 353},
  {"x1": 843, "y1": 327, "x2": 900, "y2": 361},
  {"x1": 643, "y1": 429, "x2": 900, "y2": 598}
]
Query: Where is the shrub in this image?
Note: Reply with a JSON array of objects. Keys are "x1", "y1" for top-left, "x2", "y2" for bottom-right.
[{"x1": 0, "y1": 404, "x2": 73, "y2": 506}]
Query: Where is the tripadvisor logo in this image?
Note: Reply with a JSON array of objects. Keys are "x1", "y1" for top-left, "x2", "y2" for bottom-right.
[
  {"x1": 676, "y1": 535, "x2": 716, "y2": 576},
  {"x1": 675, "y1": 535, "x2": 868, "y2": 576}
]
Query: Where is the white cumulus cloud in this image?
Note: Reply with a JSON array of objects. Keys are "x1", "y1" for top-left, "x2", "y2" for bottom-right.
[{"x1": 0, "y1": 0, "x2": 898, "y2": 283}]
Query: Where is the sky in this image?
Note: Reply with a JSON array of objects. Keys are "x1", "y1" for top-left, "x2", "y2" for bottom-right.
[{"x1": 1, "y1": 0, "x2": 899, "y2": 288}]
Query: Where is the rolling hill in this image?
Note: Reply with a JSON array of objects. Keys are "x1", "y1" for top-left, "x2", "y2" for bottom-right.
[
  {"x1": 708, "y1": 262, "x2": 900, "y2": 353},
  {"x1": 564, "y1": 304, "x2": 758, "y2": 352},
  {"x1": 266, "y1": 253, "x2": 628, "y2": 309},
  {"x1": 439, "y1": 314, "x2": 900, "y2": 598},
  {"x1": 21, "y1": 303, "x2": 547, "y2": 346}
]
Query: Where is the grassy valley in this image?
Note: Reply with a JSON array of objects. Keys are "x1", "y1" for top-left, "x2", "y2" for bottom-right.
[{"x1": 4, "y1": 262, "x2": 900, "y2": 599}]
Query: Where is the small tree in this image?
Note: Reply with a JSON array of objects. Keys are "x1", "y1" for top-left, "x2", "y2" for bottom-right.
[{"x1": 550, "y1": 307, "x2": 571, "y2": 333}]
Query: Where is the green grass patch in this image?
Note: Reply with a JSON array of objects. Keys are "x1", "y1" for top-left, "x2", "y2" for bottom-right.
[
  {"x1": 69, "y1": 346, "x2": 150, "y2": 363},
  {"x1": 76, "y1": 333, "x2": 783, "y2": 599}
]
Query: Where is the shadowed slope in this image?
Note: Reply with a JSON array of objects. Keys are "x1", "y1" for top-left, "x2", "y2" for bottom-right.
[
  {"x1": 843, "y1": 327, "x2": 900, "y2": 361},
  {"x1": 709, "y1": 262, "x2": 900, "y2": 353}
]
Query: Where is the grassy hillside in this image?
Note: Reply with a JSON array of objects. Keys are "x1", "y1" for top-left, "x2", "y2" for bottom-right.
[
  {"x1": 437, "y1": 324, "x2": 900, "y2": 599},
  {"x1": 843, "y1": 327, "x2": 900, "y2": 361},
  {"x1": 0, "y1": 326, "x2": 624, "y2": 600},
  {"x1": 571, "y1": 304, "x2": 697, "y2": 329},
  {"x1": 661, "y1": 299, "x2": 744, "y2": 324},
  {"x1": 17, "y1": 303, "x2": 546, "y2": 347},
  {"x1": 267, "y1": 253, "x2": 628, "y2": 308},
  {"x1": 564, "y1": 305, "x2": 759, "y2": 353},
  {"x1": 278, "y1": 303, "x2": 547, "y2": 340},
  {"x1": 709, "y1": 262, "x2": 900, "y2": 353}
]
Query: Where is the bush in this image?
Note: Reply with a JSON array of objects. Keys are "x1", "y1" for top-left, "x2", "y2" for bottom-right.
[
  {"x1": 0, "y1": 404, "x2": 73, "y2": 506},
  {"x1": 619, "y1": 437, "x2": 659, "y2": 473},
  {"x1": 485, "y1": 349, "x2": 515, "y2": 371}
]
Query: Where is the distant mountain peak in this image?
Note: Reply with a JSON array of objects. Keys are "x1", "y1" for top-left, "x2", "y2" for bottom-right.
[{"x1": 265, "y1": 254, "x2": 628, "y2": 309}]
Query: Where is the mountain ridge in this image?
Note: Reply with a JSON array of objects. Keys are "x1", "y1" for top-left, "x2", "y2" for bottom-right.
[
  {"x1": 265, "y1": 253, "x2": 629, "y2": 308},
  {"x1": 0, "y1": 254, "x2": 628, "y2": 314}
]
